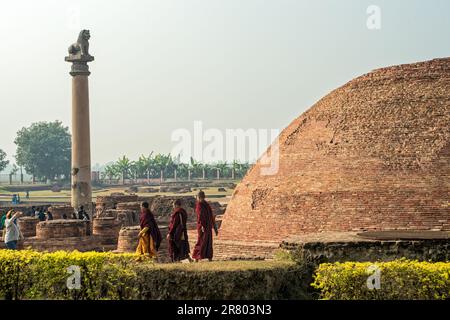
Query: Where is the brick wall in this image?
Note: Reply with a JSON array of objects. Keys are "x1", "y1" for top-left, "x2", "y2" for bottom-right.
[
  {"x1": 220, "y1": 58, "x2": 450, "y2": 243},
  {"x1": 49, "y1": 205, "x2": 74, "y2": 219},
  {"x1": 36, "y1": 220, "x2": 88, "y2": 239},
  {"x1": 17, "y1": 217, "x2": 39, "y2": 237}
]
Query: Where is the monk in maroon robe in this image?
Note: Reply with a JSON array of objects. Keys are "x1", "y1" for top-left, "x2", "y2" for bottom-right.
[
  {"x1": 167, "y1": 199, "x2": 191, "y2": 262},
  {"x1": 136, "y1": 202, "x2": 162, "y2": 260},
  {"x1": 192, "y1": 191, "x2": 217, "y2": 262}
]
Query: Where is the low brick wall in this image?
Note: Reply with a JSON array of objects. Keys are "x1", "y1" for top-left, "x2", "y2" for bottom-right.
[
  {"x1": 116, "y1": 202, "x2": 141, "y2": 211},
  {"x1": 93, "y1": 217, "x2": 121, "y2": 245},
  {"x1": 18, "y1": 217, "x2": 39, "y2": 238},
  {"x1": 48, "y1": 205, "x2": 74, "y2": 219},
  {"x1": 281, "y1": 232, "x2": 450, "y2": 264},
  {"x1": 21, "y1": 236, "x2": 105, "y2": 252},
  {"x1": 186, "y1": 229, "x2": 279, "y2": 261},
  {"x1": 116, "y1": 225, "x2": 170, "y2": 262},
  {"x1": 36, "y1": 220, "x2": 88, "y2": 239}
]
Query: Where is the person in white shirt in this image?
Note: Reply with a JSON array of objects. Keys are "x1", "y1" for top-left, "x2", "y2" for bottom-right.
[{"x1": 2, "y1": 210, "x2": 23, "y2": 250}]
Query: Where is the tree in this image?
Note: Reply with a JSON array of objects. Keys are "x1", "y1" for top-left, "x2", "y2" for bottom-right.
[
  {"x1": 115, "y1": 156, "x2": 134, "y2": 183},
  {"x1": 9, "y1": 164, "x2": 19, "y2": 185},
  {"x1": 0, "y1": 149, "x2": 9, "y2": 172},
  {"x1": 102, "y1": 164, "x2": 121, "y2": 182},
  {"x1": 135, "y1": 153, "x2": 154, "y2": 180},
  {"x1": 14, "y1": 121, "x2": 71, "y2": 181},
  {"x1": 152, "y1": 153, "x2": 174, "y2": 181}
]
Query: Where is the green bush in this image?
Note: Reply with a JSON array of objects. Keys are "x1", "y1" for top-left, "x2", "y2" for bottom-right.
[
  {"x1": 0, "y1": 250, "x2": 309, "y2": 300},
  {"x1": 311, "y1": 259, "x2": 450, "y2": 300},
  {"x1": 0, "y1": 250, "x2": 137, "y2": 300},
  {"x1": 132, "y1": 260, "x2": 309, "y2": 300}
]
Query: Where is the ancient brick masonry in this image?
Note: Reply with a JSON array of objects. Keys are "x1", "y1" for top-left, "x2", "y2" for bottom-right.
[
  {"x1": 93, "y1": 217, "x2": 121, "y2": 245},
  {"x1": 49, "y1": 205, "x2": 75, "y2": 219},
  {"x1": 220, "y1": 58, "x2": 450, "y2": 243},
  {"x1": 36, "y1": 220, "x2": 89, "y2": 239},
  {"x1": 117, "y1": 225, "x2": 170, "y2": 262},
  {"x1": 18, "y1": 217, "x2": 39, "y2": 237}
]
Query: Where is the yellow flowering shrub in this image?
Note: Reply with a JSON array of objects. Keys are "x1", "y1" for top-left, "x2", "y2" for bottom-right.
[
  {"x1": 0, "y1": 250, "x2": 309, "y2": 300},
  {"x1": 311, "y1": 259, "x2": 450, "y2": 300},
  {"x1": 0, "y1": 250, "x2": 138, "y2": 300}
]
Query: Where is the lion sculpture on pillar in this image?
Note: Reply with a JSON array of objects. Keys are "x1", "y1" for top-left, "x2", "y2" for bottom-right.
[{"x1": 68, "y1": 29, "x2": 92, "y2": 57}]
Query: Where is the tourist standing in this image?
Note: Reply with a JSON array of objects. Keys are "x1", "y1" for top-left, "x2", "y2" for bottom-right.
[
  {"x1": 2, "y1": 210, "x2": 23, "y2": 250},
  {"x1": 37, "y1": 208, "x2": 46, "y2": 222},
  {"x1": 0, "y1": 211, "x2": 6, "y2": 230},
  {"x1": 82, "y1": 211, "x2": 90, "y2": 221},
  {"x1": 192, "y1": 191, "x2": 217, "y2": 262},
  {"x1": 167, "y1": 199, "x2": 191, "y2": 262},
  {"x1": 46, "y1": 209, "x2": 53, "y2": 221},
  {"x1": 136, "y1": 202, "x2": 162, "y2": 260},
  {"x1": 77, "y1": 206, "x2": 86, "y2": 220}
]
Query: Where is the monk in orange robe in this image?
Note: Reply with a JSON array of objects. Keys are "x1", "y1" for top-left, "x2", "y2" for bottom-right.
[{"x1": 136, "y1": 202, "x2": 162, "y2": 260}]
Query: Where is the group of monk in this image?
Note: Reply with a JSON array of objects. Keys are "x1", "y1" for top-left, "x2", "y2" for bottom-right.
[{"x1": 136, "y1": 190, "x2": 218, "y2": 262}]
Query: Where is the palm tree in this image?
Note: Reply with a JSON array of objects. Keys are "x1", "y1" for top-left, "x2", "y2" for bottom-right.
[
  {"x1": 153, "y1": 153, "x2": 174, "y2": 182},
  {"x1": 115, "y1": 156, "x2": 134, "y2": 184},
  {"x1": 215, "y1": 161, "x2": 229, "y2": 180},
  {"x1": 102, "y1": 164, "x2": 120, "y2": 184},
  {"x1": 136, "y1": 152, "x2": 154, "y2": 180},
  {"x1": 189, "y1": 157, "x2": 204, "y2": 180}
]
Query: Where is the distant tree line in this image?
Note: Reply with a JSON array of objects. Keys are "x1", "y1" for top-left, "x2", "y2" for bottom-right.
[
  {"x1": 101, "y1": 154, "x2": 252, "y2": 182},
  {"x1": 1, "y1": 121, "x2": 252, "y2": 184},
  {"x1": 1, "y1": 121, "x2": 71, "y2": 183}
]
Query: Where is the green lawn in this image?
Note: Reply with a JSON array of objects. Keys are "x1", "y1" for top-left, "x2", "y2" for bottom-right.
[{"x1": 0, "y1": 186, "x2": 233, "y2": 203}]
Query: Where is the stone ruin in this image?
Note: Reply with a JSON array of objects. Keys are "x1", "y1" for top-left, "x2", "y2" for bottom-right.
[
  {"x1": 216, "y1": 57, "x2": 450, "y2": 261},
  {"x1": 48, "y1": 205, "x2": 76, "y2": 219},
  {"x1": 1, "y1": 192, "x2": 228, "y2": 261}
]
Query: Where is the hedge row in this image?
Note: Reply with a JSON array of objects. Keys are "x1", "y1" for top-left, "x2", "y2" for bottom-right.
[
  {"x1": 133, "y1": 260, "x2": 310, "y2": 299},
  {"x1": 0, "y1": 250, "x2": 137, "y2": 300},
  {"x1": 0, "y1": 250, "x2": 309, "y2": 300},
  {"x1": 312, "y1": 259, "x2": 450, "y2": 300}
]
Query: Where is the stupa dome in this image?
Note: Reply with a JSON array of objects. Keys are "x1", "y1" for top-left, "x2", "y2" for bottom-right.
[{"x1": 219, "y1": 58, "x2": 450, "y2": 242}]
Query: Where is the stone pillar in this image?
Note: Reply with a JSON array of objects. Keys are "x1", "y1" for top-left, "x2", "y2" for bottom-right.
[{"x1": 65, "y1": 30, "x2": 95, "y2": 213}]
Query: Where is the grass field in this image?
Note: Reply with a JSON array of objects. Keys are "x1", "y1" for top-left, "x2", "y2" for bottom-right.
[{"x1": 0, "y1": 186, "x2": 233, "y2": 204}]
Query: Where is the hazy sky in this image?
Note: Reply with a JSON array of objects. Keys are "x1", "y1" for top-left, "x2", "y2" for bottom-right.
[{"x1": 0, "y1": 0, "x2": 449, "y2": 168}]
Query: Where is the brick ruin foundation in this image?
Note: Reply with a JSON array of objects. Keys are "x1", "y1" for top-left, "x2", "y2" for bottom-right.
[
  {"x1": 17, "y1": 217, "x2": 39, "y2": 238},
  {"x1": 220, "y1": 58, "x2": 450, "y2": 245},
  {"x1": 0, "y1": 193, "x2": 232, "y2": 260},
  {"x1": 36, "y1": 220, "x2": 89, "y2": 238},
  {"x1": 48, "y1": 205, "x2": 75, "y2": 219}
]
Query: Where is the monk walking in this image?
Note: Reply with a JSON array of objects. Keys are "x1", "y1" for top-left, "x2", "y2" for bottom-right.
[
  {"x1": 192, "y1": 191, "x2": 217, "y2": 262},
  {"x1": 167, "y1": 199, "x2": 192, "y2": 262},
  {"x1": 136, "y1": 202, "x2": 162, "y2": 260}
]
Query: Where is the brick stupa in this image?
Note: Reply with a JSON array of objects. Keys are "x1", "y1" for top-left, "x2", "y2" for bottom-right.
[{"x1": 219, "y1": 58, "x2": 450, "y2": 243}]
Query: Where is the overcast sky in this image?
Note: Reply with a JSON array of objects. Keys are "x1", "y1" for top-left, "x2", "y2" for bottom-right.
[{"x1": 0, "y1": 0, "x2": 449, "y2": 169}]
